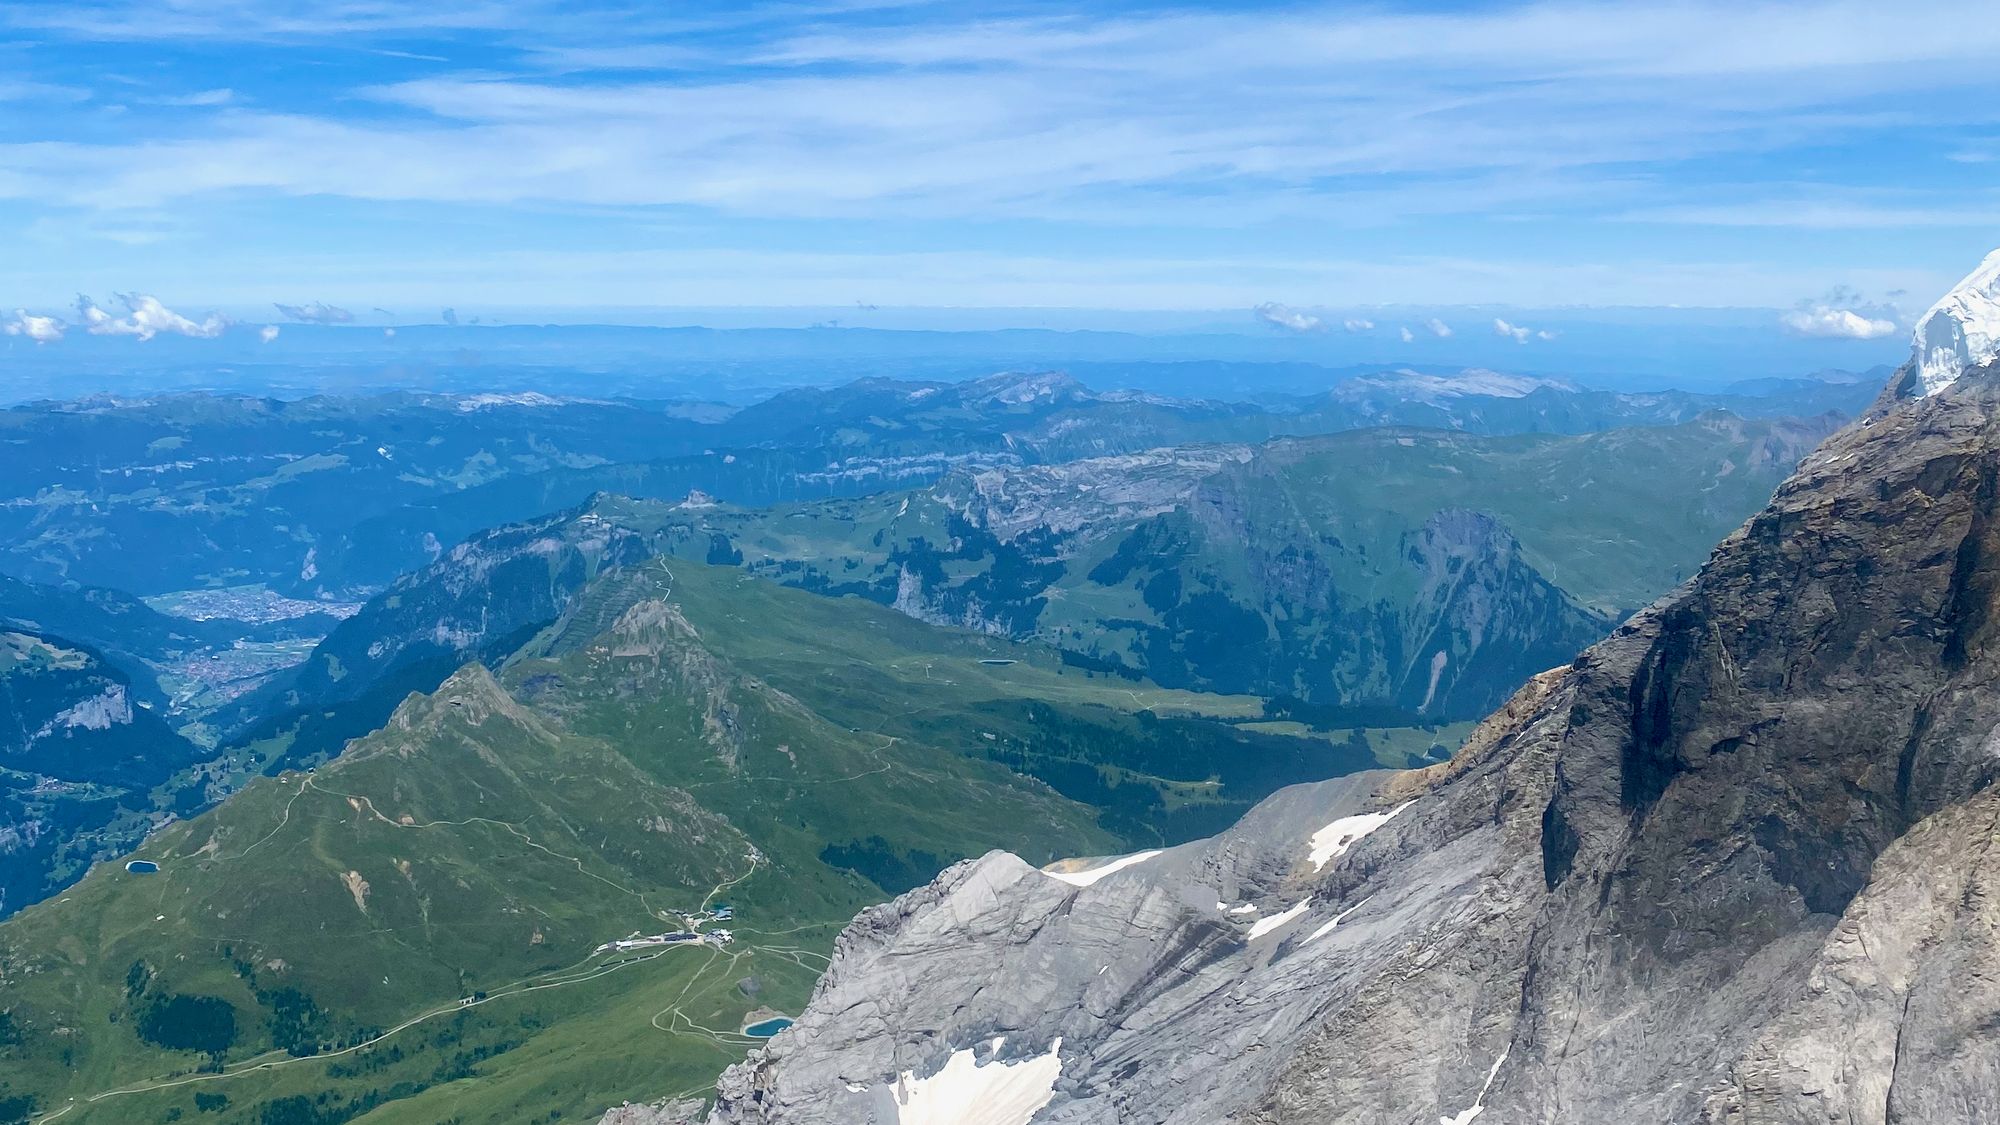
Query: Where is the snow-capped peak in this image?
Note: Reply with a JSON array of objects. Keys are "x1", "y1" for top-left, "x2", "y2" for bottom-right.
[{"x1": 1910, "y1": 247, "x2": 2000, "y2": 397}]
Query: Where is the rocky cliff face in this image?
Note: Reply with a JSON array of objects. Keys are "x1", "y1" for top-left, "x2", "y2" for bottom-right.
[
  {"x1": 0, "y1": 630, "x2": 204, "y2": 915},
  {"x1": 690, "y1": 269, "x2": 2000, "y2": 1123}
]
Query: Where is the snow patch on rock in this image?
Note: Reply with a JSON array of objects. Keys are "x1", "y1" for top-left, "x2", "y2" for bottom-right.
[
  {"x1": 1305, "y1": 896, "x2": 1371, "y2": 944},
  {"x1": 1440, "y1": 1047, "x2": 1509, "y2": 1125},
  {"x1": 1308, "y1": 802, "x2": 1412, "y2": 872},
  {"x1": 1247, "y1": 897, "x2": 1312, "y2": 940},
  {"x1": 891, "y1": 1037, "x2": 1064, "y2": 1125},
  {"x1": 1045, "y1": 849, "x2": 1163, "y2": 888}
]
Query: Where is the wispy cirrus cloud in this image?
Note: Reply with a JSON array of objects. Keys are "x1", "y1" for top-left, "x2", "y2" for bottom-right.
[
  {"x1": 147, "y1": 88, "x2": 235, "y2": 107},
  {"x1": 8, "y1": 2, "x2": 2000, "y2": 224},
  {"x1": 0, "y1": 1, "x2": 1994, "y2": 311},
  {"x1": 0, "y1": 79, "x2": 91, "y2": 102},
  {"x1": 275, "y1": 300, "x2": 354, "y2": 324}
]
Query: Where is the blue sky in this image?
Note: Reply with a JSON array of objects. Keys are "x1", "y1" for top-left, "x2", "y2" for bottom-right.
[{"x1": 1, "y1": 0, "x2": 1998, "y2": 340}]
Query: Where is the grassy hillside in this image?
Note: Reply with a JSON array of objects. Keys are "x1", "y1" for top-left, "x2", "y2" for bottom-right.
[{"x1": 0, "y1": 559, "x2": 1366, "y2": 1124}]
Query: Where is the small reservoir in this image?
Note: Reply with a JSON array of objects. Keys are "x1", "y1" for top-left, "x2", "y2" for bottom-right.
[
  {"x1": 125, "y1": 860, "x2": 160, "y2": 874},
  {"x1": 742, "y1": 1017, "x2": 793, "y2": 1038}
]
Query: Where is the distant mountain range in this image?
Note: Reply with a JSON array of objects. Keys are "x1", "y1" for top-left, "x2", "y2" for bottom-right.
[
  {"x1": 0, "y1": 371, "x2": 1872, "y2": 600},
  {"x1": 0, "y1": 316, "x2": 1904, "y2": 403}
]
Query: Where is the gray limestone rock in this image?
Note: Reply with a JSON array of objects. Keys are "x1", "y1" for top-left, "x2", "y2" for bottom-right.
[{"x1": 599, "y1": 1098, "x2": 705, "y2": 1125}]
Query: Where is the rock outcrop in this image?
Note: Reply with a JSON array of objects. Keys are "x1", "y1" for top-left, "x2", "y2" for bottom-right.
[
  {"x1": 599, "y1": 1098, "x2": 706, "y2": 1125},
  {"x1": 695, "y1": 257, "x2": 2000, "y2": 1123}
]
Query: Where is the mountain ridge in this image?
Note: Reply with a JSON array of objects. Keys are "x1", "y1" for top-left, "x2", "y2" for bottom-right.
[{"x1": 685, "y1": 281, "x2": 2000, "y2": 1122}]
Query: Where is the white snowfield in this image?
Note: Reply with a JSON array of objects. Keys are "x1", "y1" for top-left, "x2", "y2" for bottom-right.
[
  {"x1": 892, "y1": 1036, "x2": 1065, "y2": 1125},
  {"x1": 1308, "y1": 802, "x2": 1413, "y2": 872},
  {"x1": 1247, "y1": 897, "x2": 1312, "y2": 940},
  {"x1": 1044, "y1": 849, "x2": 1163, "y2": 887},
  {"x1": 1913, "y1": 247, "x2": 2000, "y2": 396}
]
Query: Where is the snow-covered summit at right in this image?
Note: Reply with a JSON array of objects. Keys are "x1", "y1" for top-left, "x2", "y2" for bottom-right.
[{"x1": 1910, "y1": 246, "x2": 2000, "y2": 396}]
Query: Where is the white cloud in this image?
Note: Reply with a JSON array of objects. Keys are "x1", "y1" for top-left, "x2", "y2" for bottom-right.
[
  {"x1": 1780, "y1": 286, "x2": 1902, "y2": 339},
  {"x1": 1494, "y1": 317, "x2": 1560, "y2": 343},
  {"x1": 1255, "y1": 302, "x2": 1324, "y2": 333},
  {"x1": 1399, "y1": 325, "x2": 1416, "y2": 343},
  {"x1": 4, "y1": 309, "x2": 65, "y2": 343},
  {"x1": 259, "y1": 324, "x2": 280, "y2": 343},
  {"x1": 1342, "y1": 318, "x2": 1374, "y2": 332},
  {"x1": 274, "y1": 300, "x2": 354, "y2": 324},
  {"x1": 1426, "y1": 317, "x2": 1453, "y2": 338},
  {"x1": 1492, "y1": 318, "x2": 1558, "y2": 342},
  {"x1": 1780, "y1": 306, "x2": 1898, "y2": 339},
  {"x1": 74, "y1": 293, "x2": 227, "y2": 340}
]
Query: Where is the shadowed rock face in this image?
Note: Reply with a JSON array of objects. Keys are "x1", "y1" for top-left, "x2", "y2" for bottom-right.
[{"x1": 689, "y1": 358, "x2": 2000, "y2": 1125}]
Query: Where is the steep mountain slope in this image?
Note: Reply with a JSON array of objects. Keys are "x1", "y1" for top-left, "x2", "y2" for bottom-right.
[
  {"x1": 663, "y1": 413, "x2": 1834, "y2": 719},
  {"x1": 225, "y1": 505, "x2": 657, "y2": 762},
  {"x1": 240, "y1": 413, "x2": 1828, "y2": 755},
  {"x1": 0, "y1": 557, "x2": 1358, "y2": 1124},
  {"x1": 242, "y1": 536, "x2": 1370, "y2": 847},
  {"x1": 0, "y1": 630, "x2": 205, "y2": 917},
  {"x1": 0, "y1": 566, "x2": 1133, "y2": 1124},
  {"x1": 691, "y1": 262, "x2": 2000, "y2": 1124},
  {"x1": 0, "y1": 574, "x2": 218, "y2": 693}
]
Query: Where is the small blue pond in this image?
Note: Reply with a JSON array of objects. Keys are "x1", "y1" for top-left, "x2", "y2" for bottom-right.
[
  {"x1": 125, "y1": 860, "x2": 160, "y2": 874},
  {"x1": 742, "y1": 1018, "x2": 793, "y2": 1038}
]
